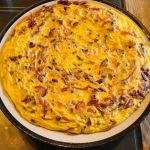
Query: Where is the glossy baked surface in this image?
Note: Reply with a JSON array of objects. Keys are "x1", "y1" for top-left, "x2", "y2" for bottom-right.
[{"x1": 1, "y1": 1, "x2": 150, "y2": 134}]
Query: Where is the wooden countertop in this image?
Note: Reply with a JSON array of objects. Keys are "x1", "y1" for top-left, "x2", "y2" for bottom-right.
[{"x1": 125, "y1": 0, "x2": 150, "y2": 149}]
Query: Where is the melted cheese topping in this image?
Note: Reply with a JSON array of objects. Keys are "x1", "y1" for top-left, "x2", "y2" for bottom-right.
[{"x1": 1, "y1": 1, "x2": 150, "y2": 134}]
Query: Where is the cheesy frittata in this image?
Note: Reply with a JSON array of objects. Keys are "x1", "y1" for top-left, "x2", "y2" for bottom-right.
[{"x1": 1, "y1": 0, "x2": 150, "y2": 135}]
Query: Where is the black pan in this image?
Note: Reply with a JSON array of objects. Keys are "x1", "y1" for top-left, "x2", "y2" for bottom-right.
[{"x1": 0, "y1": 0, "x2": 150, "y2": 148}]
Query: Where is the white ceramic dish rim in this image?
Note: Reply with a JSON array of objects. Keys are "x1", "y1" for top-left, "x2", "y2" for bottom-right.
[{"x1": 0, "y1": 0, "x2": 150, "y2": 146}]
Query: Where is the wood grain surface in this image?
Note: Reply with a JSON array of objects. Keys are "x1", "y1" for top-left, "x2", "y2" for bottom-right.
[
  {"x1": 125, "y1": 0, "x2": 150, "y2": 31},
  {"x1": 0, "y1": 110, "x2": 38, "y2": 150},
  {"x1": 125, "y1": 0, "x2": 150, "y2": 149}
]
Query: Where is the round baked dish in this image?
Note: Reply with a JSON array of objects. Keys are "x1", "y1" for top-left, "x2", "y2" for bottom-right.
[{"x1": 0, "y1": 0, "x2": 150, "y2": 148}]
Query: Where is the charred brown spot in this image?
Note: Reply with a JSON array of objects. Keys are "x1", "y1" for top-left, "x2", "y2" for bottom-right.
[
  {"x1": 35, "y1": 86, "x2": 47, "y2": 97},
  {"x1": 89, "y1": 74, "x2": 93, "y2": 78},
  {"x1": 10, "y1": 71, "x2": 14, "y2": 75},
  {"x1": 126, "y1": 40, "x2": 136, "y2": 48},
  {"x1": 75, "y1": 101, "x2": 85, "y2": 110},
  {"x1": 57, "y1": 20, "x2": 63, "y2": 24},
  {"x1": 18, "y1": 78, "x2": 21, "y2": 82},
  {"x1": 103, "y1": 21, "x2": 114, "y2": 27},
  {"x1": 91, "y1": 95, "x2": 96, "y2": 100},
  {"x1": 38, "y1": 21, "x2": 45, "y2": 28},
  {"x1": 84, "y1": 5, "x2": 89, "y2": 8},
  {"x1": 56, "y1": 68, "x2": 61, "y2": 71},
  {"x1": 28, "y1": 13, "x2": 36, "y2": 29},
  {"x1": 108, "y1": 74, "x2": 115, "y2": 80},
  {"x1": 37, "y1": 75, "x2": 43, "y2": 83},
  {"x1": 31, "y1": 110, "x2": 35, "y2": 113},
  {"x1": 96, "y1": 108, "x2": 104, "y2": 117},
  {"x1": 62, "y1": 87, "x2": 68, "y2": 92},
  {"x1": 130, "y1": 91, "x2": 137, "y2": 97},
  {"x1": 57, "y1": 0, "x2": 71, "y2": 5},
  {"x1": 87, "y1": 118, "x2": 91, "y2": 126},
  {"x1": 143, "y1": 71, "x2": 149, "y2": 77},
  {"x1": 118, "y1": 104, "x2": 123, "y2": 108},
  {"x1": 104, "y1": 98, "x2": 113, "y2": 104},
  {"x1": 45, "y1": 6, "x2": 54, "y2": 13},
  {"x1": 49, "y1": 28, "x2": 55, "y2": 38},
  {"x1": 89, "y1": 7, "x2": 100, "y2": 11},
  {"x1": 121, "y1": 31, "x2": 137, "y2": 37},
  {"x1": 31, "y1": 119, "x2": 36, "y2": 123},
  {"x1": 141, "y1": 72, "x2": 148, "y2": 81},
  {"x1": 100, "y1": 58, "x2": 109, "y2": 66},
  {"x1": 137, "y1": 50, "x2": 141, "y2": 57},
  {"x1": 97, "y1": 79, "x2": 103, "y2": 84},
  {"x1": 108, "y1": 27, "x2": 114, "y2": 32},
  {"x1": 43, "y1": 99, "x2": 49, "y2": 118},
  {"x1": 87, "y1": 100, "x2": 99, "y2": 106},
  {"x1": 37, "y1": 65, "x2": 45, "y2": 72},
  {"x1": 18, "y1": 55, "x2": 22, "y2": 59},
  {"x1": 120, "y1": 96, "x2": 126, "y2": 101},
  {"x1": 94, "y1": 39, "x2": 98, "y2": 42},
  {"x1": 9, "y1": 56, "x2": 17, "y2": 62},
  {"x1": 52, "y1": 58, "x2": 57, "y2": 66},
  {"x1": 41, "y1": 51, "x2": 47, "y2": 63},
  {"x1": 77, "y1": 56, "x2": 83, "y2": 61},
  {"x1": 98, "y1": 87, "x2": 106, "y2": 92},
  {"x1": 71, "y1": 90, "x2": 74, "y2": 93},
  {"x1": 38, "y1": 60, "x2": 42, "y2": 64},
  {"x1": 124, "y1": 99, "x2": 132, "y2": 109},
  {"x1": 72, "y1": 51, "x2": 77, "y2": 54},
  {"x1": 82, "y1": 49, "x2": 88, "y2": 54},
  {"x1": 62, "y1": 117, "x2": 69, "y2": 121},
  {"x1": 50, "y1": 39, "x2": 56, "y2": 43},
  {"x1": 73, "y1": 1, "x2": 86, "y2": 5},
  {"x1": 95, "y1": 103, "x2": 107, "y2": 109},
  {"x1": 87, "y1": 108, "x2": 96, "y2": 114},
  {"x1": 35, "y1": 8, "x2": 43, "y2": 17},
  {"x1": 141, "y1": 67, "x2": 149, "y2": 76},
  {"x1": 38, "y1": 44, "x2": 44, "y2": 48},
  {"x1": 25, "y1": 66, "x2": 28, "y2": 70},
  {"x1": 56, "y1": 116, "x2": 62, "y2": 121},
  {"x1": 47, "y1": 66, "x2": 53, "y2": 70},
  {"x1": 107, "y1": 10, "x2": 114, "y2": 15},
  {"x1": 70, "y1": 108, "x2": 74, "y2": 113},
  {"x1": 64, "y1": 6, "x2": 67, "y2": 11},
  {"x1": 52, "y1": 78, "x2": 58, "y2": 83},
  {"x1": 72, "y1": 86, "x2": 88, "y2": 90},
  {"x1": 140, "y1": 83, "x2": 148, "y2": 91},
  {"x1": 83, "y1": 73, "x2": 89, "y2": 80},
  {"x1": 138, "y1": 90, "x2": 145, "y2": 98},
  {"x1": 22, "y1": 95, "x2": 30, "y2": 102},
  {"x1": 11, "y1": 30, "x2": 16, "y2": 38},
  {"x1": 73, "y1": 22, "x2": 80, "y2": 26},
  {"x1": 29, "y1": 42, "x2": 36, "y2": 48}
]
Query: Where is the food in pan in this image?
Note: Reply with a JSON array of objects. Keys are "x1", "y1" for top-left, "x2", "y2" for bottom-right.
[{"x1": 1, "y1": 0, "x2": 150, "y2": 134}]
